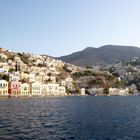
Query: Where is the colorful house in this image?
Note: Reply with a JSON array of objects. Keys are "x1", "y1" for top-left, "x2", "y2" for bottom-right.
[
  {"x1": 0, "y1": 80, "x2": 8, "y2": 96},
  {"x1": 8, "y1": 81, "x2": 21, "y2": 97},
  {"x1": 21, "y1": 83, "x2": 30, "y2": 96}
]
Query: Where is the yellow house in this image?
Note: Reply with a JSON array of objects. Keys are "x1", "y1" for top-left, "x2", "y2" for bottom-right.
[
  {"x1": 21, "y1": 83, "x2": 30, "y2": 96},
  {"x1": 2, "y1": 64, "x2": 10, "y2": 73},
  {"x1": 50, "y1": 76, "x2": 56, "y2": 83},
  {"x1": 20, "y1": 72, "x2": 29, "y2": 80},
  {"x1": 0, "y1": 80, "x2": 8, "y2": 96},
  {"x1": 35, "y1": 75, "x2": 43, "y2": 83}
]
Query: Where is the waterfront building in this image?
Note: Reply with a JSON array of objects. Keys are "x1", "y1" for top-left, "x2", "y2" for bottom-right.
[
  {"x1": 8, "y1": 81, "x2": 21, "y2": 97},
  {"x1": 109, "y1": 88, "x2": 129, "y2": 96},
  {"x1": 81, "y1": 88, "x2": 86, "y2": 96},
  {"x1": 21, "y1": 83, "x2": 30, "y2": 96},
  {"x1": 47, "y1": 83, "x2": 59, "y2": 96},
  {"x1": 41, "y1": 84, "x2": 48, "y2": 96},
  {"x1": 59, "y1": 86, "x2": 66, "y2": 96},
  {"x1": 109, "y1": 88, "x2": 118, "y2": 96},
  {"x1": 119, "y1": 88, "x2": 129, "y2": 96},
  {"x1": 31, "y1": 82, "x2": 42, "y2": 96},
  {"x1": 0, "y1": 80, "x2": 8, "y2": 96},
  {"x1": 87, "y1": 88, "x2": 103, "y2": 95}
]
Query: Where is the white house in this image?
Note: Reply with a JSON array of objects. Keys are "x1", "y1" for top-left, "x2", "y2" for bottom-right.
[
  {"x1": 81, "y1": 88, "x2": 86, "y2": 96},
  {"x1": 41, "y1": 84, "x2": 48, "y2": 96},
  {"x1": 29, "y1": 73, "x2": 35, "y2": 83},
  {"x1": 59, "y1": 86, "x2": 66, "y2": 96},
  {"x1": 109, "y1": 88, "x2": 129, "y2": 96},
  {"x1": 31, "y1": 82, "x2": 42, "y2": 96},
  {"x1": 47, "y1": 83, "x2": 59, "y2": 96}
]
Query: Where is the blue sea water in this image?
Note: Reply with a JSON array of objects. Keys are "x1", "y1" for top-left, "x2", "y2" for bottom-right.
[{"x1": 0, "y1": 96, "x2": 140, "y2": 140}]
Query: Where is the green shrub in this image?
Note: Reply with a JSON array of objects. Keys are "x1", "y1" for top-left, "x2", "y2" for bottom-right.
[{"x1": 103, "y1": 87, "x2": 109, "y2": 94}]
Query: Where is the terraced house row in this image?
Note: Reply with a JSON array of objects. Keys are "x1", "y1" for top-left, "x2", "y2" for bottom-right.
[{"x1": 0, "y1": 80, "x2": 66, "y2": 97}]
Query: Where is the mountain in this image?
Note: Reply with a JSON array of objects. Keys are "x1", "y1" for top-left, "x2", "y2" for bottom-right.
[{"x1": 57, "y1": 45, "x2": 140, "y2": 66}]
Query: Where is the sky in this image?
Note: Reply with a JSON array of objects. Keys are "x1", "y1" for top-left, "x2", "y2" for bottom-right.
[{"x1": 0, "y1": 0, "x2": 140, "y2": 56}]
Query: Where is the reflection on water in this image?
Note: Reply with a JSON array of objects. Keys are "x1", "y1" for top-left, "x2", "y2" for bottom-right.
[{"x1": 0, "y1": 96, "x2": 140, "y2": 140}]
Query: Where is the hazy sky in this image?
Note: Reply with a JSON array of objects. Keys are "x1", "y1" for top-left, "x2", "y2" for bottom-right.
[{"x1": 0, "y1": 0, "x2": 140, "y2": 56}]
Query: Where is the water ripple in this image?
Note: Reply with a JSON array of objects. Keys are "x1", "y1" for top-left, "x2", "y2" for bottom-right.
[{"x1": 0, "y1": 97, "x2": 140, "y2": 139}]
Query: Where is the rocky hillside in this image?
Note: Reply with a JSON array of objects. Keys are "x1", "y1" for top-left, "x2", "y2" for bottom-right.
[{"x1": 58, "y1": 45, "x2": 140, "y2": 66}]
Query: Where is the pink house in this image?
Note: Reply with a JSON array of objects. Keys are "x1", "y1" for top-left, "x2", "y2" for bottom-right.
[{"x1": 8, "y1": 81, "x2": 21, "y2": 97}]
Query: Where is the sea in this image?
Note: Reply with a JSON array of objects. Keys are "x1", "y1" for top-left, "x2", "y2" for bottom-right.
[{"x1": 0, "y1": 96, "x2": 140, "y2": 140}]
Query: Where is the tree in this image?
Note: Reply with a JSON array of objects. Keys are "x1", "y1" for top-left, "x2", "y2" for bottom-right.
[
  {"x1": 2, "y1": 74, "x2": 9, "y2": 81},
  {"x1": 115, "y1": 80, "x2": 125, "y2": 88},
  {"x1": 103, "y1": 87, "x2": 109, "y2": 94},
  {"x1": 86, "y1": 65, "x2": 93, "y2": 69},
  {"x1": 119, "y1": 80, "x2": 125, "y2": 88},
  {"x1": 9, "y1": 68, "x2": 15, "y2": 73}
]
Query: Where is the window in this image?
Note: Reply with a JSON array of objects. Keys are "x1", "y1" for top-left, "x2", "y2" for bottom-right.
[
  {"x1": 55, "y1": 87, "x2": 58, "y2": 90},
  {"x1": 24, "y1": 87, "x2": 27, "y2": 90}
]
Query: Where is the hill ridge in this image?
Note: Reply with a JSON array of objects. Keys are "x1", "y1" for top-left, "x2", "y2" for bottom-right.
[{"x1": 58, "y1": 45, "x2": 140, "y2": 66}]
